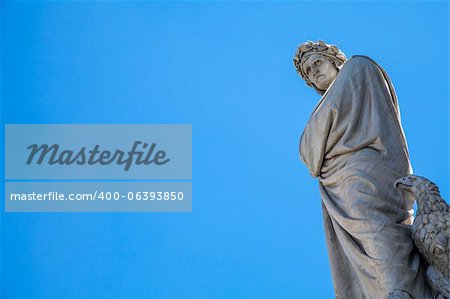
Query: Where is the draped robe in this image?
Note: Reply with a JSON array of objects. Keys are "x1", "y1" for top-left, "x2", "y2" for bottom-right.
[{"x1": 299, "y1": 56, "x2": 430, "y2": 298}]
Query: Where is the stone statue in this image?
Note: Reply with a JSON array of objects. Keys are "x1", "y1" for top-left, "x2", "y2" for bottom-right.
[
  {"x1": 293, "y1": 40, "x2": 432, "y2": 299},
  {"x1": 395, "y1": 175, "x2": 450, "y2": 299}
]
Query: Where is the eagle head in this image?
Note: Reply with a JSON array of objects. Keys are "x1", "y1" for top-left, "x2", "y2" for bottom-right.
[{"x1": 394, "y1": 175, "x2": 440, "y2": 196}]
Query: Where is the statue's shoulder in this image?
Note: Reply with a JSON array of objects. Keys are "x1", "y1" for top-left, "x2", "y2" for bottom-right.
[
  {"x1": 345, "y1": 55, "x2": 378, "y2": 68},
  {"x1": 341, "y1": 55, "x2": 382, "y2": 74}
]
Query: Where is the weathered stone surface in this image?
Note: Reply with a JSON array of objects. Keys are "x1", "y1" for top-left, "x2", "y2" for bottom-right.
[
  {"x1": 295, "y1": 40, "x2": 432, "y2": 298},
  {"x1": 396, "y1": 175, "x2": 450, "y2": 299}
]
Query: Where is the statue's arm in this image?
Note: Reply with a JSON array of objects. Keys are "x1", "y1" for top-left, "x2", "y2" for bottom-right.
[{"x1": 299, "y1": 108, "x2": 334, "y2": 177}]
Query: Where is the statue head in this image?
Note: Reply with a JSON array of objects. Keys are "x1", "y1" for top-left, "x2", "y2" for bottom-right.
[{"x1": 293, "y1": 40, "x2": 347, "y2": 95}]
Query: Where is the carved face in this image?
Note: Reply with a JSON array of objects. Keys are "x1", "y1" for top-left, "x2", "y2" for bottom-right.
[{"x1": 302, "y1": 54, "x2": 338, "y2": 91}]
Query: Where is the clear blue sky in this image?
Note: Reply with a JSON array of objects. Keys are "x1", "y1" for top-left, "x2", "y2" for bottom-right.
[{"x1": 1, "y1": 1, "x2": 448, "y2": 298}]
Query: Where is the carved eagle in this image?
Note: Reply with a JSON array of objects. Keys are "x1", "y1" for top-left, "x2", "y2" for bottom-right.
[{"x1": 395, "y1": 175, "x2": 450, "y2": 299}]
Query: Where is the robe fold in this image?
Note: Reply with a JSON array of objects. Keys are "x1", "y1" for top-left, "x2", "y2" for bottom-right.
[{"x1": 299, "y1": 56, "x2": 431, "y2": 298}]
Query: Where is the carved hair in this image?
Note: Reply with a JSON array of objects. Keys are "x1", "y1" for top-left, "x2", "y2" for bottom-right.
[{"x1": 293, "y1": 40, "x2": 347, "y2": 91}]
